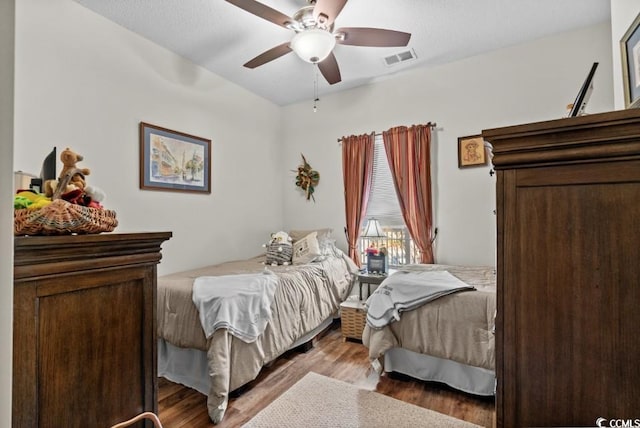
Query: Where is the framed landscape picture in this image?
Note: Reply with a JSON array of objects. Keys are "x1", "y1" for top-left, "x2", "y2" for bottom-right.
[
  {"x1": 139, "y1": 122, "x2": 211, "y2": 194},
  {"x1": 458, "y1": 135, "x2": 487, "y2": 168},
  {"x1": 621, "y1": 12, "x2": 640, "y2": 109}
]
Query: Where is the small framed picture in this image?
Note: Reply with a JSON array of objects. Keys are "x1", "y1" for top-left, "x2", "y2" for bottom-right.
[
  {"x1": 367, "y1": 254, "x2": 386, "y2": 274},
  {"x1": 457, "y1": 135, "x2": 487, "y2": 168},
  {"x1": 621, "y1": 12, "x2": 640, "y2": 109},
  {"x1": 139, "y1": 122, "x2": 211, "y2": 194}
]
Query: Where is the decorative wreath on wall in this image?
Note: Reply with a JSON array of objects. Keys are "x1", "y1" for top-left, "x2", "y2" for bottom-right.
[{"x1": 294, "y1": 153, "x2": 320, "y2": 202}]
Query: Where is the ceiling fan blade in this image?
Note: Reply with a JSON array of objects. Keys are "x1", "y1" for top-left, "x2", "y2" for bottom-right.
[
  {"x1": 313, "y1": 0, "x2": 348, "y2": 28},
  {"x1": 244, "y1": 42, "x2": 292, "y2": 68},
  {"x1": 318, "y1": 52, "x2": 341, "y2": 85},
  {"x1": 335, "y1": 27, "x2": 411, "y2": 47},
  {"x1": 226, "y1": 0, "x2": 294, "y2": 29}
]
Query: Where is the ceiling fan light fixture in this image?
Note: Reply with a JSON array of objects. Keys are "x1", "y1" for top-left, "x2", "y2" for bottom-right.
[{"x1": 290, "y1": 28, "x2": 336, "y2": 63}]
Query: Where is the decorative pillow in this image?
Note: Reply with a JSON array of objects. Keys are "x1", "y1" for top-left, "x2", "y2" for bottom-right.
[
  {"x1": 317, "y1": 238, "x2": 358, "y2": 272},
  {"x1": 292, "y1": 232, "x2": 322, "y2": 264},
  {"x1": 318, "y1": 237, "x2": 339, "y2": 257},
  {"x1": 266, "y1": 242, "x2": 293, "y2": 265},
  {"x1": 289, "y1": 228, "x2": 333, "y2": 243}
]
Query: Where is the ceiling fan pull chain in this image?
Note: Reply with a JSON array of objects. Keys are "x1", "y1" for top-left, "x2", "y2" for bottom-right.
[{"x1": 313, "y1": 64, "x2": 320, "y2": 112}]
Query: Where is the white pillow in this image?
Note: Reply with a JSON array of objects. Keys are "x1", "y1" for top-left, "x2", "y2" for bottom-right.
[
  {"x1": 292, "y1": 232, "x2": 322, "y2": 264},
  {"x1": 318, "y1": 237, "x2": 339, "y2": 257},
  {"x1": 289, "y1": 228, "x2": 333, "y2": 243}
]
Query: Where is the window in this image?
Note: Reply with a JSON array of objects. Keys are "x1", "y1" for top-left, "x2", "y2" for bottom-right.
[{"x1": 359, "y1": 135, "x2": 418, "y2": 267}]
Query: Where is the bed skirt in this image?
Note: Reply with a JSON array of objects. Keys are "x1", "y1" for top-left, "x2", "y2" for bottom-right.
[
  {"x1": 384, "y1": 347, "x2": 496, "y2": 396},
  {"x1": 158, "y1": 317, "x2": 335, "y2": 395}
]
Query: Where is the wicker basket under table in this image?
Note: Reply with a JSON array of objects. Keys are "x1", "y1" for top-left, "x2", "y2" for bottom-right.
[{"x1": 340, "y1": 300, "x2": 367, "y2": 341}]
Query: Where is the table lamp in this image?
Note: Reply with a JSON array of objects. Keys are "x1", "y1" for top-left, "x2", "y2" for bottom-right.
[{"x1": 362, "y1": 218, "x2": 386, "y2": 273}]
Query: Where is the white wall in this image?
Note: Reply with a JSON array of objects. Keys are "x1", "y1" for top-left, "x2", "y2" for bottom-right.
[
  {"x1": 0, "y1": 0, "x2": 15, "y2": 425},
  {"x1": 14, "y1": 0, "x2": 284, "y2": 275},
  {"x1": 611, "y1": 0, "x2": 640, "y2": 109},
  {"x1": 281, "y1": 22, "x2": 614, "y2": 267}
]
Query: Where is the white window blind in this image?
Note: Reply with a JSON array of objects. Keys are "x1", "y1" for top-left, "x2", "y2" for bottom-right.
[{"x1": 365, "y1": 135, "x2": 404, "y2": 227}]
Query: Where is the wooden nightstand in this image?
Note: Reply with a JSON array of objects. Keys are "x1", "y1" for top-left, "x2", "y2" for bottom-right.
[{"x1": 356, "y1": 272, "x2": 387, "y2": 300}]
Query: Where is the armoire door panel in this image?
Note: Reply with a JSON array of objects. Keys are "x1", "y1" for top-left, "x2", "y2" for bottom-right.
[
  {"x1": 38, "y1": 280, "x2": 145, "y2": 427},
  {"x1": 510, "y1": 182, "x2": 640, "y2": 426}
]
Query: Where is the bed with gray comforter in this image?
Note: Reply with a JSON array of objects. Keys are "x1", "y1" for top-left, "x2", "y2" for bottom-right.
[
  {"x1": 362, "y1": 264, "x2": 496, "y2": 395},
  {"x1": 157, "y1": 252, "x2": 355, "y2": 423}
]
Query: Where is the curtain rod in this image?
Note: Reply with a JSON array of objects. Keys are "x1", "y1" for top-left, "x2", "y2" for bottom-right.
[{"x1": 337, "y1": 122, "x2": 437, "y2": 142}]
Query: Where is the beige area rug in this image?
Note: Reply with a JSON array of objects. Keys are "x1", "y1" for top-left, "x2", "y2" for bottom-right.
[{"x1": 242, "y1": 372, "x2": 482, "y2": 428}]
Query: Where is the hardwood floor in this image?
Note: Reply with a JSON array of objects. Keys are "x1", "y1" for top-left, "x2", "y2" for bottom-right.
[{"x1": 158, "y1": 321, "x2": 495, "y2": 427}]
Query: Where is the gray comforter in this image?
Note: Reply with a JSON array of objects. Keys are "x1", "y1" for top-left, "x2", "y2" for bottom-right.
[
  {"x1": 157, "y1": 253, "x2": 354, "y2": 423},
  {"x1": 363, "y1": 264, "x2": 496, "y2": 372}
]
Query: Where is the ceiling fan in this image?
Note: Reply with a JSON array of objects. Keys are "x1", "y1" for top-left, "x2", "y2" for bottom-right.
[{"x1": 225, "y1": 0, "x2": 411, "y2": 85}]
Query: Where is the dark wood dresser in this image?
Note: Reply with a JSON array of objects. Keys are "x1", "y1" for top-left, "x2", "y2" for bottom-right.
[
  {"x1": 483, "y1": 109, "x2": 640, "y2": 427},
  {"x1": 13, "y1": 232, "x2": 172, "y2": 428}
]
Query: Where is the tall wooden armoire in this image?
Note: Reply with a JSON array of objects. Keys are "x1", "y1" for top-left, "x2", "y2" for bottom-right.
[{"x1": 482, "y1": 109, "x2": 640, "y2": 428}]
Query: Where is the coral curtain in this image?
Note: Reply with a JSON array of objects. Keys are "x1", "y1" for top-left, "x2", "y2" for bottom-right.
[
  {"x1": 382, "y1": 124, "x2": 435, "y2": 264},
  {"x1": 341, "y1": 133, "x2": 375, "y2": 266}
]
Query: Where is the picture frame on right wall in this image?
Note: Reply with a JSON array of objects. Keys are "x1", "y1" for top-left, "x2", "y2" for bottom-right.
[
  {"x1": 458, "y1": 135, "x2": 487, "y2": 168},
  {"x1": 621, "y1": 12, "x2": 640, "y2": 109}
]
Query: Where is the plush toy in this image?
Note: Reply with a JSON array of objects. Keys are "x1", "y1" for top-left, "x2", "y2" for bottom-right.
[
  {"x1": 14, "y1": 191, "x2": 52, "y2": 210},
  {"x1": 263, "y1": 231, "x2": 293, "y2": 266},
  {"x1": 84, "y1": 185, "x2": 105, "y2": 203},
  {"x1": 43, "y1": 178, "x2": 79, "y2": 198},
  {"x1": 41, "y1": 148, "x2": 107, "y2": 209},
  {"x1": 58, "y1": 147, "x2": 91, "y2": 190},
  {"x1": 270, "y1": 231, "x2": 292, "y2": 245}
]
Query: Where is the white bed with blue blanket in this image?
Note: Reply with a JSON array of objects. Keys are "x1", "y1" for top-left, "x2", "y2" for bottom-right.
[
  {"x1": 156, "y1": 230, "x2": 357, "y2": 424},
  {"x1": 362, "y1": 264, "x2": 496, "y2": 396}
]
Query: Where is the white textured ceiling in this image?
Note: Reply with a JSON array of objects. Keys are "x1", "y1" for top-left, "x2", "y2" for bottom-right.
[{"x1": 74, "y1": 0, "x2": 610, "y2": 106}]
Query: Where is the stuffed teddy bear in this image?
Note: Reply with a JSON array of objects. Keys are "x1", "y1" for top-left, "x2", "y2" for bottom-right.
[
  {"x1": 42, "y1": 147, "x2": 89, "y2": 197},
  {"x1": 263, "y1": 231, "x2": 293, "y2": 266},
  {"x1": 41, "y1": 148, "x2": 107, "y2": 208},
  {"x1": 58, "y1": 147, "x2": 91, "y2": 190}
]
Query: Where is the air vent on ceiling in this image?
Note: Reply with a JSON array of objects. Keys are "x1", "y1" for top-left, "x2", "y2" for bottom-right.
[{"x1": 383, "y1": 49, "x2": 417, "y2": 67}]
